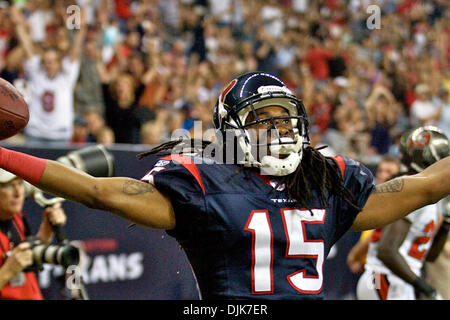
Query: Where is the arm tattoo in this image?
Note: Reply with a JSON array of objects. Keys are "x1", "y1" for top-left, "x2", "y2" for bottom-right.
[
  {"x1": 374, "y1": 178, "x2": 405, "y2": 194},
  {"x1": 122, "y1": 180, "x2": 155, "y2": 195}
]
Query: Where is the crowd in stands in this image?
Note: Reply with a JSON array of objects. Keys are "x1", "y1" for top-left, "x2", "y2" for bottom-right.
[{"x1": 0, "y1": 0, "x2": 448, "y2": 165}]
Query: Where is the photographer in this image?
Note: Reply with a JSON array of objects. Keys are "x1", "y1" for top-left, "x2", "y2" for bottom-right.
[{"x1": 0, "y1": 169, "x2": 66, "y2": 300}]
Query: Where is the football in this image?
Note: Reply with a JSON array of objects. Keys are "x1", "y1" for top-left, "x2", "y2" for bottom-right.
[{"x1": 0, "y1": 78, "x2": 29, "y2": 140}]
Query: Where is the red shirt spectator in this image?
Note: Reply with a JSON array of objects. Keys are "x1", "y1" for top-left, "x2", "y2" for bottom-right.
[
  {"x1": 115, "y1": 0, "x2": 132, "y2": 20},
  {"x1": 310, "y1": 99, "x2": 333, "y2": 133},
  {"x1": 0, "y1": 213, "x2": 43, "y2": 300},
  {"x1": 304, "y1": 47, "x2": 334, "y2": 80},
  {"x1": 396, "y1": 0, "x2": 417, "y2": 15}
]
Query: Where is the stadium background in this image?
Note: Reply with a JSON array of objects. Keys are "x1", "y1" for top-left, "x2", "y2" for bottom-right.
[{"x1": 0, "y1": 0, "x2": 448, "y2": 299}]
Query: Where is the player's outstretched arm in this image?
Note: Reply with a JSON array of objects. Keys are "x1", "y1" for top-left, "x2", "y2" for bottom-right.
[
  {"x1": 0, "y1": 148, "x2": 175, "y2": 230},
  {"x1": 351, "y1": 156, "x2": 450, "y2": 231}
]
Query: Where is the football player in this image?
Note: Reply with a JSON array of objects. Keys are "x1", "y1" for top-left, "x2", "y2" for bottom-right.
[
  {"x1": 356, "y1": 126, "x2": 450, "y2": 300},
  {"x1": 0, "y1": 72, "x2": 449, "y2": 299},
  {"x1": 346, "y1": 156, "x2": 402, "y2": 274}
]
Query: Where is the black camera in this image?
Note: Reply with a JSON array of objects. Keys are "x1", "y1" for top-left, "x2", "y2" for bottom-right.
[
  {"x1": 23, "y1": 237, "x2": 80, "y2": 272},
  {"x1": 57, "y1": 144, "x2": 115, "y2": 177}
]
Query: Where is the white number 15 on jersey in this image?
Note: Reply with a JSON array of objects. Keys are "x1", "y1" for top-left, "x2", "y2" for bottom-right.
[{"x1": 244, "y1": 208, "x2": 325, "y2": 294}]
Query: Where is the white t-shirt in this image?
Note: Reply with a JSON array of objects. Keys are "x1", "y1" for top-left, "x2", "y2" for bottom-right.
[
  {"x1": 410, "y1": 100, "x2": 439, "y2": 126},
  {"x1": 24, "y1": 55, "x2": 80, "y2": 140},
  {"x1": 436, "y1": 102, "x2": 450, "y2": 139},
  {"x1": 261, "y1": 5, "x2": 284, "y2": 39},
  {"x1": 208, "y1": 0, "x2": 232, "y2": 24}
]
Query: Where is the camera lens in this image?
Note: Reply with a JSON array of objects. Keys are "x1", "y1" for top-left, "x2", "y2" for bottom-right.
[
  {"x1": 57, "y1": 245, "x2": 80, "y2": 268},
  {"x1": 31, "y1": 243, "x2": 80, "y2": 268},
  {"x1": 57, "y1": 144, "x2": 115, "y2": 177}
]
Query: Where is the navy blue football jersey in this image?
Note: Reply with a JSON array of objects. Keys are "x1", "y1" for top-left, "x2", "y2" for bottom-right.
[{"x1": 141, "y1": 154, "x2": 375, "y2": 299}]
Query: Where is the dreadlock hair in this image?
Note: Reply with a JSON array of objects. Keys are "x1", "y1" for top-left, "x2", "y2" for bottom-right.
[
  {"x1": 279, "y1": 145, "x2": 359, "y2": 211},
  {"x1": 137, "y1": 138, "x2": 360, "y2": 212}
]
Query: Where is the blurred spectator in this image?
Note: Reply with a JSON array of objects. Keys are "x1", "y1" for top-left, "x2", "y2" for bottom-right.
[
  {"x1": 304, "y1": 38, "x2": 334, "y2": 81},
  {"x1": 435, "y1": 88, "x2": 450, "y2": 138},
  {"x1": 83, "y1": 109, "x2": 106, "y2": 143},
  {"x1": 135, "y1": 39, "x2": 171, "y2": 111},
  {"x1": 75, "y1": 27, "x2": 105, "y2": 117},
  {"x1": 0, "y1": 0, "x2": 445, "y2": 164},
  {"x1": 329, "y1": 96, "x2": 369, "y2": 159},
  {"x1": 309, "y1": 88, "x2": 333, "y2": 133},
  {"x1": 70, "y1": 115, "x2": 88, "y2": 145},
  {"x1": 254, "y1": 28, "x2": 277, "y2": 75},
  {"x1": 365, "y1": 85, "x2": 401, "y2": 155},
  {"x1": 159, "y1": 0, "x2": 181, "y2": 36},
  {"x1": 96, "y1": 126, "x2": 115, "y2": 145},
  {"x1": 126, "y1": 52, "x2": 147, "y2": 102},
  {"x1": 189, "y1": 6, "x2": 207, "y2": 63},
  {"x1": 209, "y1": 0, "x2": 232, "y2": 26},
  {"x1": 11, "y1": 4, "x2": 86, "y2": 145},
  {"x1": 140, "y1": 120, "x2": 165, "y2": 145},
  {"x1": 260, "y1": 0, "x2": 284, "y2": 39},
  {"x1": 235, "y1": 40, "x2": 257, "y2": 73},
  {"x1": 26, "y1": 0, "x2": 51, "y2": 44},
  {"x1": 100, "y1": 72, "x2": 149, "y2": 144},
  {"x1": 410, "y1": 84, "x2": 442, "y2": 126},
  {"x1": 309, "y1": 125, "x2": 335, "y2": 157},
  {"x1": 373, "y1": 156, "x2": 402, "y2": 185}
]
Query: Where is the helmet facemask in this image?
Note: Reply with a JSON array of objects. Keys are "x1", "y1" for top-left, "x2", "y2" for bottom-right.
[{"x1": 219, "y1": 90, "x2": 309, "y2": 176}]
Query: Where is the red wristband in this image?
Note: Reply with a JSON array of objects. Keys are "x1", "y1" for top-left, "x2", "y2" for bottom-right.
[{"x1": 0, "y1": 148, "x2": 47, "y2": 186}]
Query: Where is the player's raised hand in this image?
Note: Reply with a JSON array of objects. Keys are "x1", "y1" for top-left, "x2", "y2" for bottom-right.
[{"x1": 9, "y1": 5, "x2": 24, "y2": 25}]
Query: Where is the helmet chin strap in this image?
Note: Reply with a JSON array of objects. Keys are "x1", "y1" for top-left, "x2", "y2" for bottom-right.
[
  {"x1": 240, "y1": 136, "x2": 304, "y2": 176},
  {"x1": 260, "y1": 152, "x2": 302, "y2": 176}
]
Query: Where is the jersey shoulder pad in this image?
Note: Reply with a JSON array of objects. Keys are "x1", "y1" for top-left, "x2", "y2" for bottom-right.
[
  {"x1": 331, "y1": 155, "x2": 375, "y2": 210},
  {"x1": 331, "y1": 155, "x2": 374, "y2": 185},
  {"x1": 141, "y1": 154, "x2": 206, "y2": 195},
  {"x1": 328, "y1": 156, "x2": 376, "y2": 242}
]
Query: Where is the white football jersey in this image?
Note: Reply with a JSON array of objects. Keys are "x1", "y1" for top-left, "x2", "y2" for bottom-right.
[
  {"x1": 23, "y1": 55, "x2": 80, "y2": 140},
  {"x1": 365, "y1": 201, "x2": 443, "y2": 277}
]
